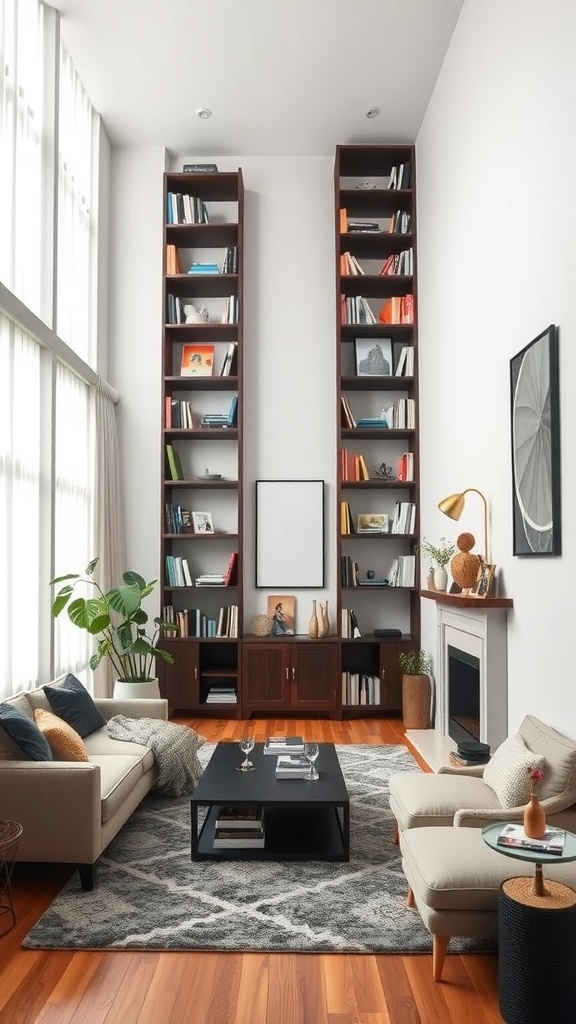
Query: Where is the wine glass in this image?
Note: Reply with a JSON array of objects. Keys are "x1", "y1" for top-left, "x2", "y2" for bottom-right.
[
  {"x1": 304, "y1": 742, "x2": 319, "y2": 781},
  {"x1": 237, "y1": 736, "x2": 255, "y2": 772}
]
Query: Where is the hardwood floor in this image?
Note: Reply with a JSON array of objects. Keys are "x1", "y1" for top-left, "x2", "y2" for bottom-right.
[{"x1": 0, "y1": 717, "x2": 504, "y2": 1024}]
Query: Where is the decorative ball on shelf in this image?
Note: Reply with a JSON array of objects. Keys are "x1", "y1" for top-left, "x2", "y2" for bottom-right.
[
  {"x1": 251, "y1": 614, "x2": 272, "y2": 637},
  {"x1": 367, "y1": 570, "x2": 376, "y2": 579},
  {"x1": 450, "y1": 532, "x2": 481, "y2": 591}
]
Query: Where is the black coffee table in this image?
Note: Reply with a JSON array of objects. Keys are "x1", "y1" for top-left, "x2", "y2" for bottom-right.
[{"x1": 190, "y1": 742, "x2": 350, "y2": 861}]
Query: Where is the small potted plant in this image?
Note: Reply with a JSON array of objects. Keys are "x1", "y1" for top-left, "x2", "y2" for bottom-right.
[
  {"x1": 399, "y1": 649, "x2": 432, "y2": 730},
  {"x1": 50, "y1": 557, "x2": 177, "y2": 699},
  {"x1": 418, "y1": 537, "x2": 456, "y2": 592}
]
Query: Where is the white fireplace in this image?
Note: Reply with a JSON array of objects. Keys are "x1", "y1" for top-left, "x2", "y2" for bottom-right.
[{"x1": 407, "y1": 599, "x2": 511, "y2": 771}]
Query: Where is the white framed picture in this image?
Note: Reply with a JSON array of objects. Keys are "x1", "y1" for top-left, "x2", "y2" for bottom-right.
[
  {"x1": 192, "y1": 511, "x2": 214, "y2": 534},
  {"x1": 354, "y1": 338, "x2": 393, "y2": 376}
]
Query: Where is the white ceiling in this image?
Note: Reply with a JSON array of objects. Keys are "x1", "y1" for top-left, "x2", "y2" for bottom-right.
[{"x1": 54, "y1": 0, "x2": 464, "y2": 156}]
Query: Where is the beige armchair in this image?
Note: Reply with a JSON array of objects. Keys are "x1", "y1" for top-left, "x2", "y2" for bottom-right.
[{"x1": 390, "y1": 715, "x2": 576, "y2": 841}]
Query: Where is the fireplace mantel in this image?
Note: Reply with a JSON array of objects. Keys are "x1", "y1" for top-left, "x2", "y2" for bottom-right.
[{"x1": 421, "y1": 589, "x2": 513, "y2": 609}]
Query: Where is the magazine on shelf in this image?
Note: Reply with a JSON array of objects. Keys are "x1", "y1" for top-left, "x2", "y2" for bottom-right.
[
  {"x1": 263, "y1": 736, "x2": 305, "y2": 755},
  {"x1": 497, "y1": 823, "x2": 566, "y2": 855}
]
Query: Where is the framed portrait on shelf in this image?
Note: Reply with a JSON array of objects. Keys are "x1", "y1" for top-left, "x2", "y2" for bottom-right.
[
  {"x1": 354, "y1": 337, "x2": 393, "y2": 376},
  {"x1": 357, "y1": 513, "x2": 389, "y2": 534},
  {"x1": 192, "y1": 511, "x2": 214, "y2": 534},
  {"x1": 266, "y1": 595, "x2": 295, "y2": 636},
  {"x1": 510, "y1": 324, "x2": 561, "y2": 556},
  {"x1": 471, "y1": 562, "x2": 496, "y2": 598}
]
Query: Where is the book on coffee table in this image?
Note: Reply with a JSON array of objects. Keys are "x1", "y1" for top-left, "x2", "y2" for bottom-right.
[
  {"x1": 275, "y1": 755, "x2": 310, "y2": 779},
  {"x1": 214, "y1": 805, "x2": 263, "y2": 829},
  {"x1": 213, "y1": 827, "x2": 265, "y2": 848},
  {"x1": 264, "y1": 736, "x2": 305, "y2": 755},
  {"x1": 497, "y1": 822, "x2": 565, "y2": 855}
]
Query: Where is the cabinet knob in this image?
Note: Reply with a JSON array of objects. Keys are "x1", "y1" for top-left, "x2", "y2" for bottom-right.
[
  {"x1": 381, "y1": 669, "x2": 386, "y2": 684},
  {"x1": 194, "y1": 667, "x2": 198, "y2": 680},
  {"x1": 285, "y1": 668, "x2": 289, "y2": 681},
  {"x1": 292, "y1": 667, "x2": 296, "y2": 681}
]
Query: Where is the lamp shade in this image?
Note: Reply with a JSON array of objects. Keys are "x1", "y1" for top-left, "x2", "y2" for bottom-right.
[{"x1": 438, "y1": 492, "x2": 465, "y2": 520}]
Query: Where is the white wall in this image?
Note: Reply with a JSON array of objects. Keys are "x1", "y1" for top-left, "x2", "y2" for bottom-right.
[
  {"x1": 110, "y1": 152, "x2": 336, "y2": 636},
  {"x1": 416, "y1": 0, "x2": 576, "y2": 735}
]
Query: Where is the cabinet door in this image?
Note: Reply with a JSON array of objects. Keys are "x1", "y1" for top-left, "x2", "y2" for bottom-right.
[
  {"x1": 379, "y1": 641, "x2": 415, "y2": 712},
  {"x1": 158, "y1": 639, "x2": 200, "y2": 713},
  {"x1": 241, "y1": 642, "x2": 290, "y2": 709},
  {"x1": 291, "y1": 643, "x2": 339, "y2": 710}
]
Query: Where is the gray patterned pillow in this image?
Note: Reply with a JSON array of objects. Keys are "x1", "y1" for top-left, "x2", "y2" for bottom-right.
[{"x1": 483, "y1": 732, "x2": 546, "y2": 808}]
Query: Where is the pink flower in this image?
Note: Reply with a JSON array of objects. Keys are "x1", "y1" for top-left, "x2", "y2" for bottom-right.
[{"x1": 528, "y1": 767, "x2": 544, "y2": 795}]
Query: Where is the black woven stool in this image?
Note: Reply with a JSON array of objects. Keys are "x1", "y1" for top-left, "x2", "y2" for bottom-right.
[{"x1": 499, "y1": 876, "x2": 576, "y2": 1024}]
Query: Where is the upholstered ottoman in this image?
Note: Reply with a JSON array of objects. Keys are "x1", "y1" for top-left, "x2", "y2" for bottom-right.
[{"x1": 399, "y1": 826, "x2": 576, "y2": 981}]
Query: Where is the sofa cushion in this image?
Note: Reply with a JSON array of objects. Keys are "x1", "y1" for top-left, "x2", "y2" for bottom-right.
[
  {"x1": 483, "y1": 732, "x2": 546, "y2": 808},
  {"x1": 0, "y1": 703, "x2": 53, "y2": 761},
  {"x1": 82, "y1": 728, "x2": 155, "y2": 772},
  {"x1": 89, "y1": 753, "x2": 153, "y2": 823},
  {"x1": 43, "y1": 674, "x2": 106, "y2": 738},
  {"x1": 389, "y1": 771, "x2": 500, "y2": 830},
  {"x1": 34, "y1": 708, "x2": 90, "y2": 761}
]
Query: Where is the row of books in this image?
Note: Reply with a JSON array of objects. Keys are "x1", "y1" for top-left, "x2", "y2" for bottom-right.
[
  {"x1": 388, "y1": 162, "x2": 411, "y2": 190},
  {"x1": 164, "y1": 502, "x2": 192, "y2": 534},
  {"x1": 263, "y1": 736, "x2": 305, "y2": 755},
  {"x1": 206, "y1": 687, "x2": 237, "y2": 705},
  {"x1": 341, "y1": 295, "x2": 377, "y2": 325},
  {"x1": 396, "y1": 451, "x2": 414, "y2": 482},
  {"x1": 341, "y1": 555, "x2": 359, "y2": 587},
  {"x1": 339, "y1": 248, "x2": 413, "y2": 277},
  {"x1": 341, "y1": 608, "x2": 362, "y2": 639},
  {"x1": 391, "y1": 501, "x2": 416, "y2": 535},
  {"x1": 162, "y1": 603, "x2": 239, "y2": 638},
  {"x1": 387, "y1": 554, "x2": 415, "y2": 588},
  {"x1": 379, "y1": 295, "x2": 414, "y2": 325},
  {"x1": 198, "y1": 395, "x2": 238, "y2": 429},
  {"x1": 395, "y1": 346, "x2": 414, "y2": 376},
  {"x1": 339, "y1": 449, "x2": 370, "y2": 482},
  {"x1": 339, "y1": 208, "x2": 411, "y2": 234},
  {"x1": 380, "y1": 398, "x2": 415, "y2": 430},
  {"x1": 166, "y1": 192, "x2": 209, "y2": 225},
  {"x1": 213, "y1": 805, "x2": 263, "y2": 847},
  {"x1": 165, "y1": 555, "x2": 193, "y2": 587},
  {"x1": 342, "y1": 673, "x2": 381, "y2": 706}
]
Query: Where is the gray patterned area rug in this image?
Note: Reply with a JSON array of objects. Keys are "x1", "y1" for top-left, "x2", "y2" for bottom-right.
[{"x1": 22, "y1": 743, "x2": 489, "y2": 954}]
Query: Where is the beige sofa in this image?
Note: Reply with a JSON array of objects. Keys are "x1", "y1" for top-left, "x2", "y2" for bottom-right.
[{"x1": 0, "y1": 681, "x2": 168, "y2": 890}]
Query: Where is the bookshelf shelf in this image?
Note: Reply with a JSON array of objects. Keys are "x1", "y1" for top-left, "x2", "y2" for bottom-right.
[
  {"x1": 336, "y1": 144, "x2": 420, "y2": 715},
  {"x1": 159, "y1": 168, "x2": 244, "y2": 717}
]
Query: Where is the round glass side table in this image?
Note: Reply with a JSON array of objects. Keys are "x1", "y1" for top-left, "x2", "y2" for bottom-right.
[
  {"x1": 482, "y1": 822, "x2": 576, "y2": 1024},
  {"x1": 0, "y1": 820, "x2": 23, "y2": 936}
]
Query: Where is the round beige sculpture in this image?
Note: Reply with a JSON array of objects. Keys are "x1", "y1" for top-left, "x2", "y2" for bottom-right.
[
  {"x1": 450, "y1": 532, "x2": 481, "y2": 592},
  {"x1": 251, "y1": 614, "x2": 272, "y2": 636}
]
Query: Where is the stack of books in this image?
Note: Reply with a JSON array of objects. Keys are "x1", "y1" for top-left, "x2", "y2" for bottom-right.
[
  {"x1": 450, "y1": 740, "x2": 491, "y2": 767},
  {"x1": 213, "y1": 805, "x2": 264, "y2": 847},
  {"x1": 263, "y1": 736, "x2": 305, "y2": 755},
  {"x1": 275, "y1": 755, "x2": 310, "y2": 779},
  {"x1": 205, "y1": 686, "x2": 236, "y2": 703}
]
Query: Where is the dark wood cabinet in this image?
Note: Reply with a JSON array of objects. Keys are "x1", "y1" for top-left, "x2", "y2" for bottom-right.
[
  {"x1": 158, "y1": 637, "x2": 240, "y2": 715},
  {"x1": 242, "y1": 640, "x2": 339, "y2": 715}
]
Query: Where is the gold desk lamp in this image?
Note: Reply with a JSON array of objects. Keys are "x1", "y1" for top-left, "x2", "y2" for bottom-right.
[{"x1": 438, "y1": 488, "x2": 490, "y2": 565}]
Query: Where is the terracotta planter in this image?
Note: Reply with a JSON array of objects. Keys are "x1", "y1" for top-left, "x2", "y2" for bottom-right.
[
  {"x1": 523, "y1": 793, "x2": 546, "y2": 839},
  {"x1": 402, "y1": 673, "x2": 431, "y2": 730}
]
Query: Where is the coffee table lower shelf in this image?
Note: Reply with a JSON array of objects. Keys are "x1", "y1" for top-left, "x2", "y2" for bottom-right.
[{"x1": 193, "y1": 803, "x2": 348, "y2": 862}]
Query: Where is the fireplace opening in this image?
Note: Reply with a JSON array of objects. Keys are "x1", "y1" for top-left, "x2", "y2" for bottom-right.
[{"x1": 447, "y1": 644, "x2": 480, "y2": 745}]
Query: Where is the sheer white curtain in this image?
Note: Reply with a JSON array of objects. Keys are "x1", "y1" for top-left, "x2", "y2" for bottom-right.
[
  {"x1": 93, "y1": 377, "x2": 125, "y2": 696},
  {"x1": 52, "y1": 363, "x2": 94, "y2": 682},
  {"x1": 0, "y1": 313, "x2": 42, "y2": 698},
  {"x1": 56, "y1": 43, "x2": 98, "y2": 365},
  {"x1": 0, "y1": 0, "x2": 44, "y2": 316}
]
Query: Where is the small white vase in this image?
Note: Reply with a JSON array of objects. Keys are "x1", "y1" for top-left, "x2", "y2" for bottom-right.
[
  {"x1": 433, "y1": 566, "x2": 448, "y2": 592},
  {"x1": 113, "y1": 679, "x2": 160, "y2": 700}
]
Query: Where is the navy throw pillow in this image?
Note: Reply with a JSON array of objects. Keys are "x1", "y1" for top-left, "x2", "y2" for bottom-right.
[
  {"x1": 0, "y1": 704, "x2": 53, "y2": 761},
  {"x1": 43, "y1": 673, "x2": 106, "y2": 738}
]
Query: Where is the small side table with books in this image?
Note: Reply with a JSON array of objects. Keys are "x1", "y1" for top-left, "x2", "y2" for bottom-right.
[{"x1": 482, "y1": 821, "x2": 576, "y2": 1024}]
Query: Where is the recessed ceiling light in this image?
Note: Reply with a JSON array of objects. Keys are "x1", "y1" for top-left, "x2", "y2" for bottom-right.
[
  {"x1": 365, "y1": 107, "x2": 380, "y2": 119},
  {"x1": 196, "y1": 108, "x2": 212, "y2": 120}
]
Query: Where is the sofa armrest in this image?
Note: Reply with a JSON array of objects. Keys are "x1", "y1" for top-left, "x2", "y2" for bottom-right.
[
  {"x1": 437, "y1": 764, "x2": 486, "y2": 778},
  {"x1": 454, "y1": 791, "x2": 576, "y2": 829},
  {"x1": 95, "y1": 698, "x2": 168, "y2": 722},
  {"x1": 0, "y1": 762, "x2": 102, "y2": 862}
]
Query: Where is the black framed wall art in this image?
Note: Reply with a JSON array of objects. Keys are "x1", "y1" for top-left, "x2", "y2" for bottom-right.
[{"x1": 510, "y1": 324, "x2": 561, "y2": 556}]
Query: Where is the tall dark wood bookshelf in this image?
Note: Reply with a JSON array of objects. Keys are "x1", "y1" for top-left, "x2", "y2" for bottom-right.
[
  {"x1": 335, "y1": 145, "x2": 420, "y2": 714},
  {"x1": 158, "y1": 170, "x2": 244, "y2": 717}
]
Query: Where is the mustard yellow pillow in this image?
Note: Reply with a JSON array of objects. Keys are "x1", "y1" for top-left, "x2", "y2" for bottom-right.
[{"x1": 34, "y1": 708, "x2": 89, "y2": 762}]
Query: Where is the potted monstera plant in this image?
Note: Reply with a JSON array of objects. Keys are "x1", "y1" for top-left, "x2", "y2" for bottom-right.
[{"x1": 50, "y1": 557, "x2": 177, "y2": 698}]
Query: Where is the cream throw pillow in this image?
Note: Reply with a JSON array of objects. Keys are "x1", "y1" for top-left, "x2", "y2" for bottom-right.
[
  {"x1": 34, "y1": 707, "x2": 90, "y2": 762},
  {"x1": 483, "y1": 732, "x2": 546, "y2": 808}
]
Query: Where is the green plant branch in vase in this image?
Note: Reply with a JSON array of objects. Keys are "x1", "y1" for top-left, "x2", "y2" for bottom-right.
[{"x1": 417, "y1": 537, "x2": 456, "y2": 569}]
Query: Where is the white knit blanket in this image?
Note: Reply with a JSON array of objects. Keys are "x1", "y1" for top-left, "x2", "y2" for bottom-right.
[{"x1": 106, "y1": 715, "x2": 204, "y2": 797}]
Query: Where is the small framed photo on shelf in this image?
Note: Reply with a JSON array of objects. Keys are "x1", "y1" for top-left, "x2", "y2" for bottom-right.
[
  {"x1": 471, "y1": 562, "x2": 496, "y2": 598},
  {"x1": 357, "y1": 513, "x2": 389, "y2": 534},
  {"x1": 267, "y1": 595, "x2": 296, "y2": 636},
  {"x1": 180, "y1": 344, "x2": 214, "y2": 377},
  {"x1": 354, "y1": 337, "x2": 393, "y2": 376},
  {"x1": 192, "y1": 511, "x2": 214, "y2": 534}
]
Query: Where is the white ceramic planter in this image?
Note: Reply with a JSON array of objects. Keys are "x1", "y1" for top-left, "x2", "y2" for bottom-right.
[
  {"x1": 113, "y1": 679, "x2": 160, "y2": 700},
  {"x1": 433, "y1": 566, "x2": 448, "y2": 592}
]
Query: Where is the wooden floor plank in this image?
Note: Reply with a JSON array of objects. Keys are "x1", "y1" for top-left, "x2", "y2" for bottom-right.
[{"x1": 1, "y1": 717, "x2": 502, "y2": 1024}]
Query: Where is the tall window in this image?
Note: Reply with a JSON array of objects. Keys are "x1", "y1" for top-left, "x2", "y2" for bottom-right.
[
  {"x1": 0, "y1": 0, "x2": 45, "y2": 317},
  {"x1": 57, "y1": 43, "x2": 98, "y2": 365},
  {"x1": 0, "y1": 312, "x2": 42, "y2": 694}
]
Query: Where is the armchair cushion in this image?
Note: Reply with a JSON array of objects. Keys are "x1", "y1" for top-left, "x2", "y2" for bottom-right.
[
  {"x1": 519, "y1": 714, "x2": 576, "y2": 804},
  {"x1": 0, "y1": 703, "x2": 53, "y2": 761},
  {"x1": 482, "y1": 732, "x2": 545, "y2": 808},
  {"x1": 34, "y1": 708, "x2": 90, "y2": 762},
  {"x1": 43, "y1": 674, "x2": 106, "y2": 738}
]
